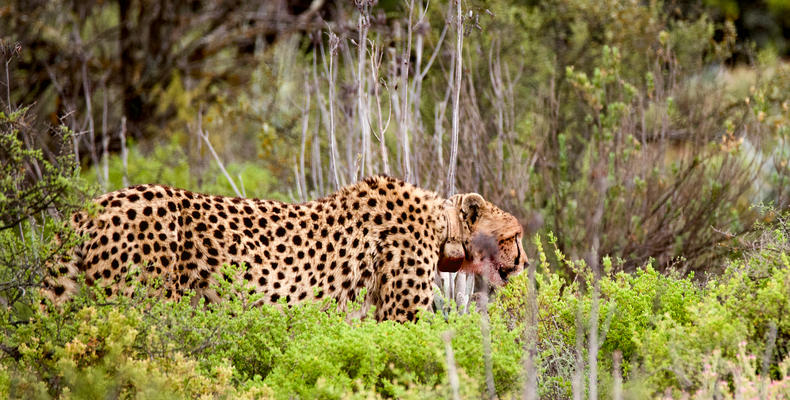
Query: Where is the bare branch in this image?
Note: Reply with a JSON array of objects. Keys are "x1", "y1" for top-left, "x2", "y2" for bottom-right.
[
  {"x1": 299, "y1": 78, "x2": 311, "y2": 199},
  {"x1": 194, "y1": 109, "x2": 242, "y2": 197},
  {"x1": 442, "y1": 330, "x2": 461, "y2": 400},
  {"x1": 445, "y1": 0, "x2": 463, "y2": 195},
  {"x1": 613, "y1": 351, "x2": 623, "y2": 400},
  {"x1": 119, "y1": 117, "x2": 129, "y2": 187},
  {"x1": 327, "y1": 31, "x2": 341, "y2": 189}
]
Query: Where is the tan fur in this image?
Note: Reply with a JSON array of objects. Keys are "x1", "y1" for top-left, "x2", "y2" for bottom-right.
[
  {"x1": 450, "y1": 193, "x2": 527, "y2": 286},
  {"x1": 43, "y1": 176, "x2": 525, "y2": 321}
]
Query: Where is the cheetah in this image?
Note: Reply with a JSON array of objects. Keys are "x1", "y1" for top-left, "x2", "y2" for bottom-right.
[{"x1": 43, "y1": 175, "x2": 527, "y2": 322}]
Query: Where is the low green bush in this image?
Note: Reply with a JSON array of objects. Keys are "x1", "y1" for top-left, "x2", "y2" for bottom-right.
[
  {"x1": 493, "y1": 214, "x2": 790, "y2": 398},
  {"x1": 1, "y1": 266, "x2": 524, "y2": 399},
  {"x1": 1, "y1": 228, "x2": 788, "y2": 398},
  {"x1": 0, "y1": 106, "x2": 91, "y2": 316}
]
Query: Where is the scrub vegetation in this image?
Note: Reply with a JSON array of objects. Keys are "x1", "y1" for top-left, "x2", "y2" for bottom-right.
[{"x1": 1, "y1": 0, "x2": 789, "y2": 397}]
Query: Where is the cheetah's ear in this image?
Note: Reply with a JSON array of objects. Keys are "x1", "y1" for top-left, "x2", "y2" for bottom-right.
[{"x1": 460, "y1": 193, "x2": 485, "y2": 227}]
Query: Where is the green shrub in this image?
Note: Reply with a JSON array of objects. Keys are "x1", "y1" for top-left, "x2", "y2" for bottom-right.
[
  {"x1": 1, "y1": 264, "x2": 525, "y2": 399},
  {"x1": 3, "y1": 301, "x2": 271, "y2": 399},
  {"x1": 2, "y1": 225, "x2": 788, "y2": 398},
  {"x1": 494, "y1": 222, "x2": 789, "y2": 397},
  {"x1": 0, "y1": 105, "x2": 89, "y2": 313}
]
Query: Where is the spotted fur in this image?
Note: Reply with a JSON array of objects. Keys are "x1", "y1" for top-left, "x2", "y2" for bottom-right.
[{"x1": 43, "y1": 176, "x2": 526, "y2": 321}]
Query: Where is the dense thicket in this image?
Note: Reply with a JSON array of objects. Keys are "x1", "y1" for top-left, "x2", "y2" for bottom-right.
[{"x1": 1, "y1": 0, "x2": 789, "y2": 398}]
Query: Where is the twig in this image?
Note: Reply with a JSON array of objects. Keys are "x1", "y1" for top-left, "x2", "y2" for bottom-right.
[
  {"x1": 312, "y1": 110, "x2": 324, "y2": 195},
  {"x1": 368, "y1": 40, "x2": 391, "y2": 174},
  {"x1": 418, "y1": 21, "x2": 448, "y2": 81},
  {"x1": 453, "y1": 271, "x2": 468, "y2": 312},
  {"x1": 194, "y1": 109, "x2": 242, "y2": 197},
  {"x1": 443, "y1": 330, "x2": 461, "y2": 400},
  {"x1": 119, "y1": 117, "x2": 129, "y2": 187},
  {"x1": 446, "y1": 0, "x2": 463, "y2": 195},
  {"x1": 523, "y1": 240, "x2": 538, "y2": 400},
  {"x1": 588, "y1": 281, "x2": 599, "y2": 400},
  {"x1": 613, "y1": 351, "x2": 623, "y2": 400},
  {"x1": 237, "y1": 173, "x2": 246, "y2": 197},
  {"x1": 327, "y1": 31, "x2": 341, "y2": 189},
  {"x1": 101, "y1": 78, "x2": 110, "y2": 190},
  {"x1": 408, "y1": 0, "x2": 426, "y2": 182},
  {"x1": 2, "y1": 42, "x2": 19, "y2": 110},
  {"x1": 760, "y1": 322, "x2": 778, "y2": 397},
  {"x1": 572, "y1": 304, "x2": 585, "y2": 400},
  {"x1": 479, "y1": 278, "x2": 498, "y2": 399},
  {"x1": 357, "y1": 5, "x2": 371, "y2": 178},
  {"x1": 299, "y1": 77, "x2": 311, "y2": 199},
  {"x1": 399, "y1": 0, "x2": 415, "y2": 182},
  {"x1": 586, "y1": 169, "x2": 608, "y2": 400},
  {"x1": 293, "y1": 158, "x2": 304, "y2": 202},
  {"x1": 310, "y1": 47, "x2": 326, "y2": 195},
  {"x1": 4, "y1": 57, "x2": 11, "y2": 110},
  {"x1": 388, "y1": 40, "x2": 403, "y2": 173}
]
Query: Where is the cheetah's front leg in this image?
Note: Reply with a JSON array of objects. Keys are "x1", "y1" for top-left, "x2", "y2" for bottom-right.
[{"x1": 373, "y1": 248, "x2": 437, "y2": 322}]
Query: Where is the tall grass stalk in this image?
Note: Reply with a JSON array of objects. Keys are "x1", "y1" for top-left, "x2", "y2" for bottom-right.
[
  {"x1": 573, "y1": 305, "x2": 585, "y2": 400},
  {"x1": 398, "y1": 0, "x2": 415, "y2": 182},
  {"x1": 445, "y1": 0, "x2": 463, "y2": 196},
  {"x1": 119, "y1": 116, "x2": 129, "y2": 187},
  {"x1": 298, "y1": 78, "x2": 311, "y2": 201},
  {"x1": 522, "y1": 241, "x2": 538, "y2": 400},
  {"x1": 101, "y1": 79, "x2": 109, "y2": 190},
  {"x1": 356, "y1": 4, "x2": 371, "y2": 178},
  {"x1": 613, "y1": 351, "x2": 623, "y2": 400},
  {"x1": 369, "y1": 39, "x2": 391, "y2": 175},
  {"x1": 194, "y1": 110, "x2": 242, "y2": 197},
  {"x1": 326, "y1": 31, "x2": 341, "y2": 190},
  {"x1": 587, "y1": 282, "x2": 599, "y2": 400},
  {"x1": 478, "y1": 279, "x2": 497, "y2": 399},
  {"x1": 443, "y1": 330, "x2": 462, "y2": 400}
]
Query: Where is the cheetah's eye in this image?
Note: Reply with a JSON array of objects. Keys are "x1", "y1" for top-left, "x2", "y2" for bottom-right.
[{"x1": 514, "y1": 234, "x2": 521, "y2": 266}]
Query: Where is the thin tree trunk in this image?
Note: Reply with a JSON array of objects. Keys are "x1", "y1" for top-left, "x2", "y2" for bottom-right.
[
  {"x1": 101, "y1": 79, "x2": 110, "y2": 190},
  {"x1": 523, "y1": 239, "x2": 538, "y2": 400},
  {"x1": 327, "y1": 33, "x2": 341, "y2": 189},
  {"x1": 119, "y1": 117, "x2": 129, "y2": 187},
  {"x1": 312, "y1": 113, "x2": 324, "y2": 196},
  {"x1": 369, "y1": 38, "x2": 390, "y2": 175},
  {"x1": 299, "y1": 79, "x2": 311, "y2": 200},
  {"x1": 572, "y1": 305, "x2": 585, "y2": 400},
  {"x1": 357, "y1": 10, "x2": 371, "y2": 178},
  {"x1": 443, "y1": 331, "x2": 462, "y2": 400},
  {"x1": 446, "y1": 0, "x2": 463, "y2": 196},
  {"x1": 399, "y1": 0, "x2": 414, "y2": 182}
]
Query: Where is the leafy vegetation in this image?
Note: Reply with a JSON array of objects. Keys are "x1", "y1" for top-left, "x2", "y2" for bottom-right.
[
  {"x1": 1, "y1": 0, "x2": 789, "y2": 398},
  {"x1": 1, "y1": 222, "x2": 789, "y2": 398},
  {"x1": 0, "y1": 105, "x2": 88, "y2": 315}
]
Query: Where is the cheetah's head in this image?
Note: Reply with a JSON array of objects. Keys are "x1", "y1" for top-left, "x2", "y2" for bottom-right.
[{"x1": 438, "y1": 193, "x2": 527, "y2": 286}]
